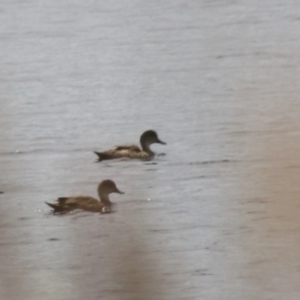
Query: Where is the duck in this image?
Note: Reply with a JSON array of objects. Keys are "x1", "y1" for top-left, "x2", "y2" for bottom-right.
[
  {"x1": 45, "y1": 179, "x2": 124, "y2": 214},
  {"x1": 94, "y1": 130, "x2": 166, "y2": 162}
]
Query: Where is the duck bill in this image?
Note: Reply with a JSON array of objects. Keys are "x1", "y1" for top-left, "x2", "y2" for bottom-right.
[
  {"x1": 157, "y1": 139, "x2": 166, "y2": 145},
  {"x1": 115, "y1": 188, "x2": 125, "y2": 194}
]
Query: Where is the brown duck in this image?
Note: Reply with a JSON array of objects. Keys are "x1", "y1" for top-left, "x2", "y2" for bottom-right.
[
  {"x1": 45, "y1": 180, "x2": 124, "y2": 214},
  {"x1": 94, "y1": 130, "x2": 166, "y2": 162}
]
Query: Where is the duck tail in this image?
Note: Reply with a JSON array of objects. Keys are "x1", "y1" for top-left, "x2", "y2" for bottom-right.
[
  {"x1": 45, "y1": 202, "x2": 64, "y2": 213},
  {"x1": 93, "y1": 151, "x2": 109, "y2": 162}
]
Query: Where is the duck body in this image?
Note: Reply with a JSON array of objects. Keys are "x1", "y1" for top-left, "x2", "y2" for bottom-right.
[
  {"x1": 45, "y1": 180, "x2": 124, "y2": 214},
  {"x1": 46, "y1": 196, "x2": 107, "y2": 213},
  {"x1": 94, "y1": 130, "x2": 166, "y2": 162},
  {"x1": 94, "y1": 145, "x2": 150, "y2": 161}
]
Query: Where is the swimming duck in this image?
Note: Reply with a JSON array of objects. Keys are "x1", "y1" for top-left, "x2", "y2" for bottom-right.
[
  {"x1": 94, "y1": 130, "x2": 166, "y2": 162},
  {"x1": 45, "y1": 179, "x2": 124, "y2": 214}
]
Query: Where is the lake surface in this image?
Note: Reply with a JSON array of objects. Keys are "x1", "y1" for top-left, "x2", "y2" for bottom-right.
[{"x1": 1, "y1": 1, "x2": 300, "y2": 299}]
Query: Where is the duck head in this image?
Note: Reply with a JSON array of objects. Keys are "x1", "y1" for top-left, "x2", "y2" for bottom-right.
[
  {"x1": 99, "y1": 179, "x2": 125, "y2": 195},
  {"x1": 140, "y1": 130, "x2": 166, "y2": 147}
]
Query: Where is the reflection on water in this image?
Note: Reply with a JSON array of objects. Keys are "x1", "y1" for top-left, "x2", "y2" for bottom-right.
[{"x1": 1, "y1": 0, "x2": 300, "y2": 299}]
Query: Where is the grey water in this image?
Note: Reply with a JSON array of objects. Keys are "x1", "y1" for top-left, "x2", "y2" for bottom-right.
[{"x1": 1, "y1": 0, "x2": 300, "y2": 299}]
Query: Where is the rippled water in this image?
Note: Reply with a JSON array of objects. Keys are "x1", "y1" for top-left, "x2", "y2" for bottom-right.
[{"x1": 1, "y1": 1, "x2": 300, "y2": 299}]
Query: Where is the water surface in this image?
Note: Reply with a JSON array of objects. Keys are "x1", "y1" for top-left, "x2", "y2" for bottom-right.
[{"x1": 1, "y1": 1, "x2": 300, "y2": 299}]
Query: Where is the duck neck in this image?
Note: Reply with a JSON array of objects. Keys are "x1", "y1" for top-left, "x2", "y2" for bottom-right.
[
  {"x1": 98, "y1": 190, "x2": 112, "y2": 206},
  {"x1": 140, "y1": 141, "x2": 154, "y2": 154}
]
